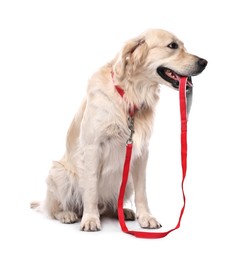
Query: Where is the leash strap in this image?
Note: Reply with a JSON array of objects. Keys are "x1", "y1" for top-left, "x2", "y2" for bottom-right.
[{"x1": 117, "y1": 77, "x2": 188, "y2": 239}]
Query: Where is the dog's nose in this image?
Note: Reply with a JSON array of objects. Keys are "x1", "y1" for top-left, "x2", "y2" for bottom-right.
[{"x1": 198, "y1": 58, "x2": 208, "y2": 68}]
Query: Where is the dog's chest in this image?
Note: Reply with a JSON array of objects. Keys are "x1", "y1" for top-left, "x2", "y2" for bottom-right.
[{"x1": 99, "y1": 118, "x2": 151, "y2": 173}]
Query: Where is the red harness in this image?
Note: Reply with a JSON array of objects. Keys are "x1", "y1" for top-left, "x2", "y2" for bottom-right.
[{"x1": 113, "y1": 73, "x2": 188, "y2": 239}]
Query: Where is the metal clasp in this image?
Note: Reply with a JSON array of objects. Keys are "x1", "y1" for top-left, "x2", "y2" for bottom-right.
[{"x1": 126, "y1": 115, "x2": 135, "y2": 144}]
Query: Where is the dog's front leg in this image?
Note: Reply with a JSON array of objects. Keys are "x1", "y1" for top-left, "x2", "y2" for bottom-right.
[
  {"x1": 79, "y1": 144, "x2": 101, "y2": 231},
  {"x1": 132, "y1": 149, "x2": 162, "y2": 229}
]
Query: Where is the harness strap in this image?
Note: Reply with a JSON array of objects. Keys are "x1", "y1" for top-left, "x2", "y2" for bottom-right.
[{"x1": 117, "y1": 77, "x2": 188, "y2": 238}]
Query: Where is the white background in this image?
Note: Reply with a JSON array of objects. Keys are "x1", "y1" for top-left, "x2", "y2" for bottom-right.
[{"x1": 0, "y1": 0, "x2": 241, "y2": 259}]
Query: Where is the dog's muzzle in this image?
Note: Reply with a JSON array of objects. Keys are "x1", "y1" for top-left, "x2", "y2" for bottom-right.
[
  {"x1": 157, "y1": 58, "x2": 208, "y2": 89},
  {"x1": 156, "y1": 67, "x2": 193, "y2": 89}
]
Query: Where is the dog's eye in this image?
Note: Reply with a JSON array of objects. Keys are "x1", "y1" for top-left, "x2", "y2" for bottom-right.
[{"x1": 167, "y1": 42, "x2": 179, "y2": 49}]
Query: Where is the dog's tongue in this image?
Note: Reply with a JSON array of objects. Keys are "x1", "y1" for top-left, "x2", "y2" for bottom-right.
[{"x1": 165, "y1": 69, "x2": 193, "y2": 88}]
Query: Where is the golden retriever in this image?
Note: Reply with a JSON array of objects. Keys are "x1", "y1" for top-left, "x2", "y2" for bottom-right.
[{"x1": 31, "y1": 28, "x2": 207, "y2": 231}]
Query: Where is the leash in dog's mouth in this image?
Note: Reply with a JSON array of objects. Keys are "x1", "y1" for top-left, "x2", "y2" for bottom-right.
[
  {"x1": 117, "y1": 76, "x2": 189, "y2": 239},
  {"x1": 157, "y1": 66, "x2": 193, "y2": 89}
]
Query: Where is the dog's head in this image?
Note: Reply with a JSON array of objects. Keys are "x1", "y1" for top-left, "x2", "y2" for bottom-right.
[{"x1": 113, "y1": 29, "x2": 207, "y2": 90}]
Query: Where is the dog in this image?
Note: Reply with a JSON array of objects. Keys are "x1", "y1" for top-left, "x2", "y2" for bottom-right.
[{"x1": 31, "y1": 29, "x2": 207, "y2": 231}]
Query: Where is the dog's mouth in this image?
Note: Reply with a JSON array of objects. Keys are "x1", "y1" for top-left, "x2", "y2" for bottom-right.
[{"x1": 157, "y1": 67, "x2": 193, "y2": 89}]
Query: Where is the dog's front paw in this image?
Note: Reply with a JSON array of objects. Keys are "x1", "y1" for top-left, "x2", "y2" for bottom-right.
[
  {"x1": 138, "y1": 213, "x2": 162, "y2": 229},
  {"x1": 80, "y1": 214, "x2": 101, "y2": 231}
]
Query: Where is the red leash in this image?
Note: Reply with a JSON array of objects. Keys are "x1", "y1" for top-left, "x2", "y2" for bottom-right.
[{"x1": 117, "y1": 77, "x2": 188, "y2": 238}]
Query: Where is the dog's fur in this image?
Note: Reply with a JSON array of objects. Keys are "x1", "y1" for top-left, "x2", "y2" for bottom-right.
[{"x1": 31, "y1": 29, "x2": 207, "y2": 231}]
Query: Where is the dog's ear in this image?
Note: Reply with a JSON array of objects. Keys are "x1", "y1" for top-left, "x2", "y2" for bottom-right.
[{"x1": 113, "y1": 37, "x2": 148, "y2": 80}]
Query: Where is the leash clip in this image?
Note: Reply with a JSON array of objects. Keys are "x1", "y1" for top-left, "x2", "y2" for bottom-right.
[{"x1": 126, "y1": 115, "x2": 135, "y2": 144}]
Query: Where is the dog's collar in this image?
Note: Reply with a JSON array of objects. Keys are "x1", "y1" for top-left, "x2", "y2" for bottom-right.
[
  {"x1": 111, "y1": 71, "x2": 137, "y2": 116},
  {"x1": 111, "y1": 71, "x2": 125, "y2": 96}
]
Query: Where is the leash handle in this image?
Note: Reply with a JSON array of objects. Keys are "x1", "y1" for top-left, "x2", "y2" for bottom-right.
[{"x1": 117, "y1": 77, "x2": 188, "y2": 239}]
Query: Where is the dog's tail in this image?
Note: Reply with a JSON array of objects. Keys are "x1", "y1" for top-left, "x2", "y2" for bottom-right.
[{"x1": 30, "y1": 201, "x2": 44, "y2": 212}]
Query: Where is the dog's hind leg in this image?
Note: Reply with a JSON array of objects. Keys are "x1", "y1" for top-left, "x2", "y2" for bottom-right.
[
  {"x1": 45, "y1": 161, "x2": 80, "y2": 224},
  {"x1": 45, "y1": 190, "x2": 79, "y2": 224},
  {"x1": 113, "y1": 208, "x2": 136, "y2": 221},
  {"x1": 99, "y1": 203, "x2": 136, "y2": 221}
]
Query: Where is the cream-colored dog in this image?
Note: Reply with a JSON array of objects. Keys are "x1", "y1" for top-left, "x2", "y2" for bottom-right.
[{"x1": 31, "y1": 29, "x2": 207, "y2": 231}]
